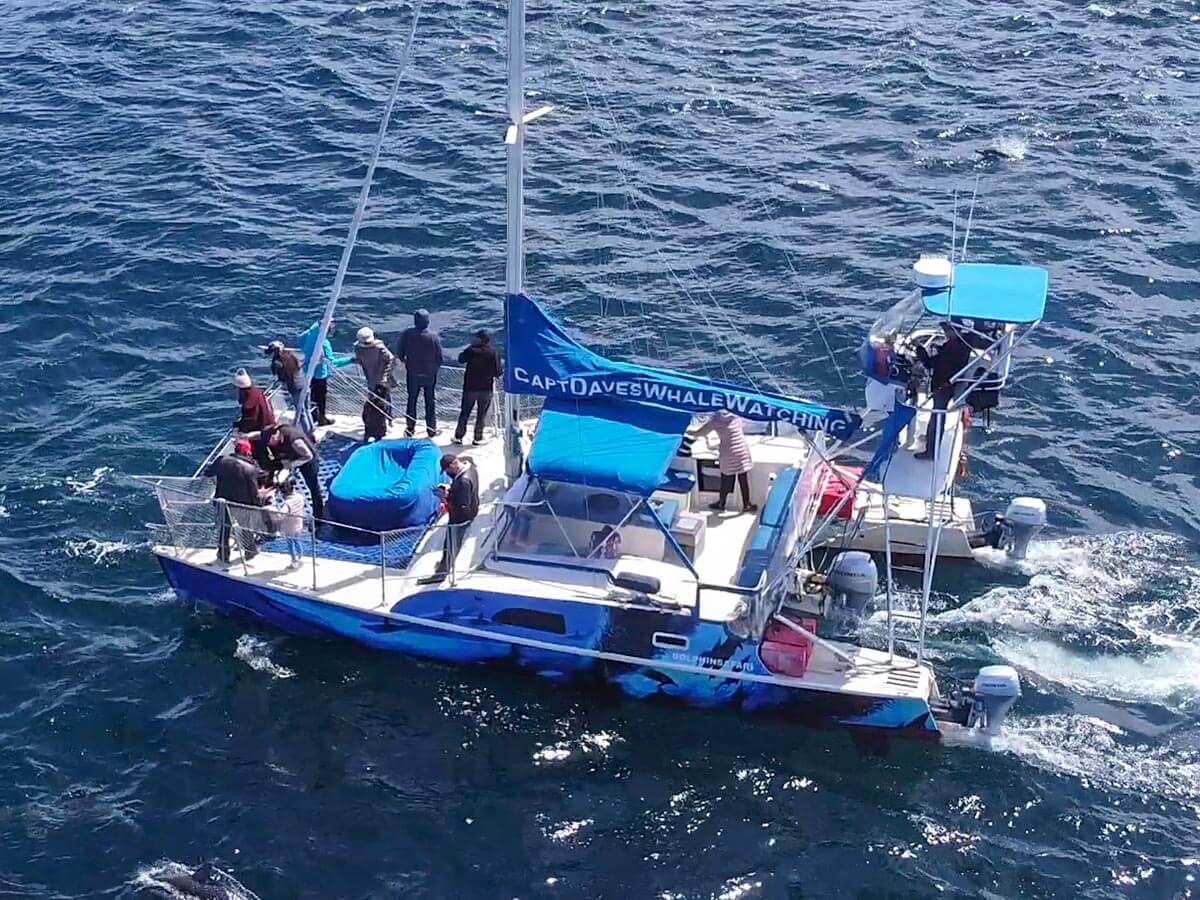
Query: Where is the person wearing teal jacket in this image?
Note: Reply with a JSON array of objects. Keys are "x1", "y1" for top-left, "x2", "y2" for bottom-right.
[{"x1": 297, "y1": 320, "x2": 353, "y2": 426}]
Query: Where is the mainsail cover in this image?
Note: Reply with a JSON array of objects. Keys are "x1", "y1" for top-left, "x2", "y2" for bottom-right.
[{"x1": 505, "y1": 294, "x2": 862, "y2": 440}]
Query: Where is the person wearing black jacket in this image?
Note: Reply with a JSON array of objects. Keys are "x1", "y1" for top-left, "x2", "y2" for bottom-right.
[
  {"x1": 204, "y1": 439, "x2": 267, "y2": 563},
  {"x1": 396, "y1": 309, "x2": 444, "y2": 437},
  {"x1": 436, "y1": 453, "x2": 479, "y2": 575},
  {"x1": 454, "y1": 329, "x2": 503, "y2": 444},
  {"x1": 266, "y1": 423, "x2": 323, "y2": 522},
  {"x1": 914, "y1": 322, "x2": 973, "y2": 460}
]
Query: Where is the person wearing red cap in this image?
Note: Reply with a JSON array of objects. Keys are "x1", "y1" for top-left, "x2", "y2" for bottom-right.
[{"x1": 203, "y1": 438, "x2": 268, "y2": 563}]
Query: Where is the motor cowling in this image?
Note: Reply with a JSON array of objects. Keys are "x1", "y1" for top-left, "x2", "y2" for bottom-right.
[
  {"x1": 967, "y1": 665, "x2": 1021, "y2": 735},
  {"x1": 1001, "y1": 497, "x2": 1046, "y2": 560},
  {"x1": 827, "y1": 551, "x2": 878, "y2": 616}
]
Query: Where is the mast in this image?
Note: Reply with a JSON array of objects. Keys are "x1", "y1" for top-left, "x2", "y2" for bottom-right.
[
  {"x1": 502, "y1": 0, "x2": 527, "y2": 481},
  {"x1": 295, "y1": 6, "x2": 422, "y2": 430}
]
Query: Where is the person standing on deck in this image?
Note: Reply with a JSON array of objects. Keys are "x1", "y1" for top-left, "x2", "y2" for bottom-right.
[
  {"x1": 266, "y1": 422, "x2": 324, "y2": 523},
  {"x1": 396, "y1": 309, "x2": 444, "y2": 437},
  {"x1": 435, "y1": 452, "x2": 478, "y2": 576},
  {"x1": 354, "y1": 326, "x2": 396, "y2": 442},
  {"x1": 265, "y1": 341, "x2": 303, "y2": 415},
  {"x1": 914, "y1": 322, "x2": 972, "y2": 461},
  {"x1": 204, "y1": 438, "x2": 268, "y2": 564},
  {"x1": 454, "y1": 329, "x2": 502, "y2": 445},
  {"x1": 269, "y1": 479, "x2": 306, "y2": 570},
  {"x1": 297, "y1": 319, "x2": 353, "y2": 428},
  {"x1": 232, "y1": 369, "x2": 276, "y2": 471},
  {"x1": 691, "y1": 410, "x2": 758, "y2": 514}
]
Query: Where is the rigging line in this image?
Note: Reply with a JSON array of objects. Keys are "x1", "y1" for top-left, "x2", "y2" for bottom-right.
[
  {"x1": 555, "y1": 36, "x2": 765, "y2": 392},
  {"x1": 297, "y1": 0, "x2": 424, "y2": 417},
  {"x1": 702, "y1": 85, "x2": 851, "y2": 403},
  {"x1": 961, "y1": 174, "x2": 980, "y2": 262},
  {"x1": 548, "y1": 25, "x2": 765, "y2": 389},
  {"x1": 583, "y1": 76, "x2": 773, "y2": 392}
]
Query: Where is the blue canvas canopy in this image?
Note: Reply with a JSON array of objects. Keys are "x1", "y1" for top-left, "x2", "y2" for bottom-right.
[
  {"x1": 505, "y1": 293, "x2": 862, "y2": 440},
  {"x1": 922, "y1": 263, "x2": 1048, "y2": 325},
  {"x1": 528, "y1": 397, "x2": 691, "y2": 496}
]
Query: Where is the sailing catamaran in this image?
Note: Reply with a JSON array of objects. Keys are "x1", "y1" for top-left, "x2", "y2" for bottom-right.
[{"x1": 139, "y1": 0, "x2": 1049, "y2": 739}]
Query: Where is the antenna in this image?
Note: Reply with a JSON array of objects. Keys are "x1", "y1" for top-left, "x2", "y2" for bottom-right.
[{"x1": 960, "y1": 174, "x2": 980, "y2": 261}]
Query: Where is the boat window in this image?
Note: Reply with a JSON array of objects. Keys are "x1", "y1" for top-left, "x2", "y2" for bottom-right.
[
  {"x1": 496, "y1": 480, "x2": 673, "y2": 564},
  {"x1": 869, "y1": 288, "x2": 926, "y2": 343},
  {"x1": 493, "y1": 607, "x2": 567, "y2": 635},
  {"x1": 652, "y1": 632, "x2": 688, "y2": 651}
]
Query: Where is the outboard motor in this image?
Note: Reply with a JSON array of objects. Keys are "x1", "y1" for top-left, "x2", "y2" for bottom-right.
[
  {"x1": 966, "y1": 665, "x2": 1022, "y2": 735},
  {"x1": 827, "y1": 551, "x2": 878, "y2": 616},
  {"x1": 1000, "y1": 497, "x2": 1046, "y2": 560}
]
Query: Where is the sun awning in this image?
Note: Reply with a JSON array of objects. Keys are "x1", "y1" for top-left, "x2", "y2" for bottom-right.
[
  {"x1": 922, "y1": 263, "x2": 1048, "y2": 324},
  {"x1": 527, "y1": 397, "x2": 691, "y2": 496},
  {"x1": 504, "y1": 293, "x2": 862, "y2": 440}
]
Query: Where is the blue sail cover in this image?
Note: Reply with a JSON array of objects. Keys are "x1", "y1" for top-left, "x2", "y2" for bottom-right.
[
  {"x1": 528, "y1": 397, "x2": 691, "y2": 496},
  {"x1": 506, "y1": 294, "x2": 862, "y2": 440}
]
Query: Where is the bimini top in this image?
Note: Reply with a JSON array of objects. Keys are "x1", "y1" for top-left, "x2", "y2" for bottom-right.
[
  {"x1": 528, "y1": 396, "x2": 691, "y2": 496},
  {"x1": 922, "y1": 263, "x2": 1048, "y2": 325},
  {"x1": 505, "y1": 293, "x2": 861, "y2": 440}
]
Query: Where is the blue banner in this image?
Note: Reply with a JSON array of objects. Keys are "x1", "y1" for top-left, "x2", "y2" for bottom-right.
[{"x1": 505, "y1": 294, "x2": 862, "y2": 440}]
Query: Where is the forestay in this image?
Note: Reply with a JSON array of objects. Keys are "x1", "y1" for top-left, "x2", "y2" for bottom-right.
[{"x1": 505, "y1": 293, "x2": 862, "y2": 439}]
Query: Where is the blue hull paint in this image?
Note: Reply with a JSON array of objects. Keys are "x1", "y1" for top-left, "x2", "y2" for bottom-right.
[{"x1": 157, "y1": 555, "x2": 939, "y2": 736}]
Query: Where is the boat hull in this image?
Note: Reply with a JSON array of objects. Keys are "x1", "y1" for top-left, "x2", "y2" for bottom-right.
[{"x1": 158, "y1": 554, "x2": 940, "y2": 738}]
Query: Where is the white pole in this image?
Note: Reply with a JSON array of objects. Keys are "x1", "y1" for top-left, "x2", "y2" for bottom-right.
[
  {"x1": 296, "y1": 4, "x2": 423, "y2": 421},
  {"x1": 883, "y1": 491, "x2": 895, "y2": 660},
  {"x1": 502, "y1": 0, "x2": 526, "y2": 483}
]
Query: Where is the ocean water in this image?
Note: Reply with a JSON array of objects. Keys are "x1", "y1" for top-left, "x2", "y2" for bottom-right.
[{"x1": 2, "y1": 0, "x2": 1199, "y2": 896}]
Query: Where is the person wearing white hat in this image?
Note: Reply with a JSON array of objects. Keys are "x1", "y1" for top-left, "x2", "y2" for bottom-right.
[
  {"x1": 354, "y1": 325, "x2": 397, "y2": 441},
  {"x1": 232, "y1": 368, "x2": 276, "y2": 469}
]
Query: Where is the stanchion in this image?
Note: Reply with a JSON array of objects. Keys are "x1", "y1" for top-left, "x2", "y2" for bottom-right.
[{"x1": 310, "y1": 515, "x2": 318, "y2": 591}]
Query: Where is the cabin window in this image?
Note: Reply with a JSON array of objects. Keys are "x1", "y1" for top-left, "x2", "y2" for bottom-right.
[
  {"x1": 493, "y1": 607, "x2": 567, "y2": 635},
  {"x1": 652, "y1": 632, "x2": 689, "y2": 651}
]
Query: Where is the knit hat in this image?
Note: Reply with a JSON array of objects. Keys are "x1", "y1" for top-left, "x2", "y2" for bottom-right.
[
  {"x1": 232, "y1": 368, "x2": 252, "y2": 389},
  {"x1": 234, "y1": 438, "x2": 252, "y2": 455},
  {"x1": 355, "y1": 326, "x2": 375, "y2": 346},
  {"x1": 264, "y1": 340, "x2": 284, "y2": 356}
]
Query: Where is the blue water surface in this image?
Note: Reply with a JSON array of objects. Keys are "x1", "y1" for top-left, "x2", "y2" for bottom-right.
[{"x1": 2, "y1": 0, "x2": 1200, "y2": 897}]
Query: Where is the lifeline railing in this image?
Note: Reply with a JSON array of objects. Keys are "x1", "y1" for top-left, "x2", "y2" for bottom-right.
[
  {"x1": 324, "y1": 364, "x2": 506, "y2": 438},
  {"x1": 147, "y1": 480, "x2": 463, "y2": 603},
  {"x1": 193, "y1": 362, "x2": 513, "y2": 478}
]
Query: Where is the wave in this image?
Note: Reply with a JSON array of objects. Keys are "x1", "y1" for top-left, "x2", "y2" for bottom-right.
[{"x1": 233, "y1": 635, "x2": 295, "y2": 680}]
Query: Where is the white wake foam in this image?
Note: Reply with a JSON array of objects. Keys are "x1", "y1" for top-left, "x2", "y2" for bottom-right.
[
  {"x1": 63, "y1": 538, "x2": 140, "y2": 567},
  {"x1": 990, "y1": 714, "x2": 1200, "y2": 804},
  {"x1": 234, "y1": 635, "x2": 295, "y2": 680},
  {"x1": 66, "y1": 466, "x2": 113, "y2": 496},
  {"x1": 941, "y1": 533, "x2": 1200, "y2": 708},
  {"x1": 132, "y1": 860, "x2": 260, "y2": 900}
]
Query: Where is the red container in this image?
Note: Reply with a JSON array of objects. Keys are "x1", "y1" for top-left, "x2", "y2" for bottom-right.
[
  {"x1": 817, "y1": 465, "x2": 862, "y2": 520},
  {"x1": 759, "y1": 617, "x2": 818, "y2": 677}
]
